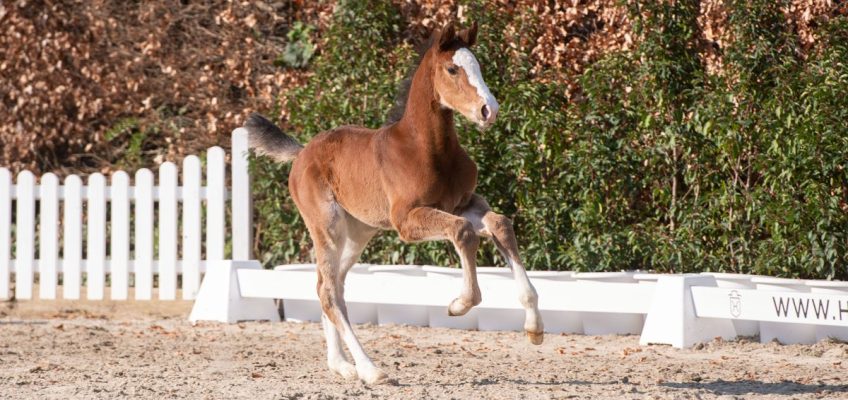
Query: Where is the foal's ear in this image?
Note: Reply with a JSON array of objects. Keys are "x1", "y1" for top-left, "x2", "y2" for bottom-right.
[
  {"x1": 438, "y1": 22, "x2": 457, "y2": 51},
  {"x1": 459, "y1": 21, "x2": 478, "y2": 47}
]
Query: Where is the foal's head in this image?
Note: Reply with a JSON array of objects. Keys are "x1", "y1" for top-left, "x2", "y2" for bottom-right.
[{"x1": 429, "y1": 22, "x2": 499, "y2": 130}]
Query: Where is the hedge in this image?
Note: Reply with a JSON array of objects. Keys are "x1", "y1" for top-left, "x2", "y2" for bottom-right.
[{"x1": 252, "y1": 0, "x2": 848, "y2": 279}]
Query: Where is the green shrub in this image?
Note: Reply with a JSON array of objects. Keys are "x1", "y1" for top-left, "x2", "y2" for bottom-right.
[
  {"x1": 252, "y1": 0, "x2": 848, "y2": 279},
  {"x1": 566, "y1": 0, "x2": 848, "y2": 278},
  {"x1": 275, "y1": 22, "x2": 316, "y2": 69}
]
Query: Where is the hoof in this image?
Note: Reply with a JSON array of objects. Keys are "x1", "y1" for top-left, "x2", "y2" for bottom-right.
[
  {"x1": 329, "y1": 360, "x2": 357, "y2": 380},
  {"x1": 358, "y1": 367, "x2": 391, "y2": 385},
  {"x1": 448, "y1": 297, "x2": 473, "y2": 316},
  {"x1": 527, "y1": 330, "x2": 544, "y2": 345}
]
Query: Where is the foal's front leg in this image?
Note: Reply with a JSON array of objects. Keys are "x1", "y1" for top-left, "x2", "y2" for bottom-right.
[
  {"x1": 462, "y1": 195, "x2": 544, "y2": 344},
  {"x1": 393, "y1": 206, "x2": 482, "y2": 316}
]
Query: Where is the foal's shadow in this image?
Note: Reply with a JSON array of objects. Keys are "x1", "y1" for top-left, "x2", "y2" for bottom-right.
[
  {"x1": 396, "y1": 377, "x2": 846, "y2": 395},
  {"x1": 662, "y1": 380, "x2": 847, "y2": 396},
  {"x1": 468, "y1": 378, "x2": 605, "y2": 387},
  {"x1": 395, "y1": 377, "x2": 614, "y2": 388},
  {"x1": 0, "y1": 320, "x2": 48, "y2": 325}
]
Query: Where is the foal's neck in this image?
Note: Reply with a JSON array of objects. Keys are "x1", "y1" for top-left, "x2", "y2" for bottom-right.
[{"x1": 397, "y1": 55, "x2": 460, "y2": 155}]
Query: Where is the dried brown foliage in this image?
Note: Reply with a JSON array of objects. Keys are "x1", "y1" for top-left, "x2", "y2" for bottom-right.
[
  {"x1": 1, "y1": 0, "x2": 330, "y2": 176},
  {"x1": 524, "y1": 1, "x2": 632, "y2": 97}
]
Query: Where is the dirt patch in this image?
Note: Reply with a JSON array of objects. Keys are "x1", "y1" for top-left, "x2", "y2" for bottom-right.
[{"x1": 1, "y1": 300, "x2": 846, "y2": 399}]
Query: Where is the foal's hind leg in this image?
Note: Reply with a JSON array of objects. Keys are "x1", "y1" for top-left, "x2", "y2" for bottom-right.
[
  {"x1": 308, "y1": 206, "x2": 387, "y2": 384},
  {"x1": 317, "y1": 227, "x2": 374, "y2": 381},
  {"x1": 322, "y1": 216, "x2": 377, "y2": 379},
  {"x1": 321, "y1": 312, "x2": 356, "y2": 380},
  {"x1": 337, "y1": 214, "x2": 378, "y2": 281},
  {"x1": 312, "y1": 227, "x2": 356, "y2": 380},
  {"x1": 461, "y1": 195, "x2": 544, "y2": 344}
]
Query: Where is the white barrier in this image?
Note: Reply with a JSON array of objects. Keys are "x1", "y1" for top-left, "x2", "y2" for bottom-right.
[
  {"x1": 370, "y1": 265, "x2": 430, "y2": 326},
  {"x1": 188, "y1": 260, "x2": 279, "y2": 323},
  {"x1": 750, "y1": 277, "x2": 817, "y2": 344},
  {"x1": 639, "y1": 275, "x2": 737, "y2": 348},
  {"x1": 641, "y1": 275, "x2": 848, "y2": 347},
  {"x1": 0, "y1": 129, "x2": 253, "y2": 300},
  {"x1": 700, "y1": 272, "x2": 760, "y2": 336},
  {"x1": 189, "y1": 263, "x2": 848, "y2": 348},
  {"x1": 574, "y1": 272, "x2": 644, "y2": 335},
  {"x1": 189, "y1": 263, "x2": 657, "y2": 335},
  {"x1": 806, "y1": 280, "x2": 848, "y2": 341}
]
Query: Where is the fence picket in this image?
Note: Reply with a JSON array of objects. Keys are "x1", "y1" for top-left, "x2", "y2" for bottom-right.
[
  {"x1": 207, "y1": 147, "x2": 226, "y2": 267},
  {"x1": 231, "y1": 128, "x2": 252, "y2": 260},
  {"x1": 15, "y1": 171, "x2": 35, "y2": 299},
  {"x1": 63, "y1": 175, "x2": 82, "y2": 299},
  {"x1": 182, "y1": 156, "x2": 202, "y2": 299},
  {"x1": 86, "y1": 173, "x2": 106, "y2": 300},
  {"x1": 135, "y1": 169, "x2": 154, "y2": 300},
  {"x1": 158, "y1": 162, "x2": 178, "y2": 300},
  {"x1": 0, "y1": 168, "x2": 10, "y2": 300},
  {"x1": 111, "y1": 171, "x2": 130, "y2": 300},
  {"x1": 38, "y1": 173, "x2": 59, "y2": 299}
]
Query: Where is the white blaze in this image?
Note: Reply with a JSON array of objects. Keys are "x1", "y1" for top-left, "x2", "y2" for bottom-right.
[{"x1": 452, "y1": 48, "x2": 499, "y2": 119}]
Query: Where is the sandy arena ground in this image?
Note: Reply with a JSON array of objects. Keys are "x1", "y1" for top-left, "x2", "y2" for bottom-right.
[{"x1": 1, "y1": 298, "x2": 846, "y2": 399}]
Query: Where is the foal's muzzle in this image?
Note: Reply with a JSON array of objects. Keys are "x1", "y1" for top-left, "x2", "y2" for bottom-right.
[{"x1": 478, "y1": 99, "x2": 499, "y2": 129}]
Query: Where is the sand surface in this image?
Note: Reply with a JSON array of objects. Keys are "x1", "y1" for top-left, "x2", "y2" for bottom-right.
[{"x1": 1, "y1": 299, "x2": 846, "y2": 399}]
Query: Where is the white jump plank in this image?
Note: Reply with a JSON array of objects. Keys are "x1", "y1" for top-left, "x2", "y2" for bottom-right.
[
  {"x1": 239, "y1": 270, "x2": 658, "y2": 313},
  {"x1": 110, "y1": 171, "x2": 130, "y2": 300},
  {"x1": 231, "y1": 128, "x2": 252, "y2": 260},
  {"x1": 238, "y1": 270, "x2": 317, "y2": 300},
  {"x1": 158, "y1": 162, "x2": 178, "y2": 300},
  {"x1": 237, "y1": 270, "x2": 456, "y2": 307},
  {"x1": 0, "y1": 168, "x2": 11, "y2": 299},
  {"x1": 86, "y1": 173, "x2": 106, "y2": 300},
  {"x1": 38, "y1": 173, "x2": 59, "y2": 299},
  {"x1": 182, "y1": 156, "x2": 202, "y2": 299},
  {"x1": 15, "y1": 171, "x2": 35, "y2": 299},
  {"x1": 532, "y1": 280, "x2": 655, "y2": 313},
  {"x1": 63, "y1": 175, "x2": 83, "y2": 299},
  {"x1": 134, "y1": 169, "x2": 154, "y2": 300},
  {"x1": 692, "y1": 286, "x2": 848, "y2": 327},
  {"x1": 206, "y1": 147, "x2": 226, "y2": 266}
]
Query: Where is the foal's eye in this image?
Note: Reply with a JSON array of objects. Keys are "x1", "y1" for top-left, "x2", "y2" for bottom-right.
[{"x1": 447, "y1": 65, "x2": 459, "y2": 75}]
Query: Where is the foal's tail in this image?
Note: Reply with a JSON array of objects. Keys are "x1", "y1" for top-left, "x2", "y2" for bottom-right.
[{"x1": 243, "y1": 113, "x2": 303, "y2": 163}]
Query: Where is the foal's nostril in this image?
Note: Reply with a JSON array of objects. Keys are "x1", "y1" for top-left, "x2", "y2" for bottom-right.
[{"x1": 481, "y1": 105, "x2": 490, "y2": 121}]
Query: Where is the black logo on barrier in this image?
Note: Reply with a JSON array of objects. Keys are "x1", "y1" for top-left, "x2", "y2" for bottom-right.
[{"x1": 729, "y1": 290, "x2": 742, "y2": 318}]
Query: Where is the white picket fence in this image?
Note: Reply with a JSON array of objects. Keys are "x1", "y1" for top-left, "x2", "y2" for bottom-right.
[{"x1": 0, "y1": 129, "x2": 252, "y2": 301}]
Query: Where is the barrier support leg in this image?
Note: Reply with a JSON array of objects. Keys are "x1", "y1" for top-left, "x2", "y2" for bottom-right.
[
  {"x1": 640, "y1": 274, "x2": 736, "y2": 348},
  {"x1": 189, "y1": 260, "x2": 281, "y2": 323}
]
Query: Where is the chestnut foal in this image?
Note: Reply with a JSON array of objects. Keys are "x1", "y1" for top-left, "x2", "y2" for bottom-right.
[{"x1": 246, "y1": 22, "x2": 543, "y2": 384}]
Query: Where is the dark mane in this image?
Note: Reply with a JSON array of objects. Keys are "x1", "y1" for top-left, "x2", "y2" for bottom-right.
[{"x1": 384, "y1": 35, "x2": 436, "y2": 126}]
